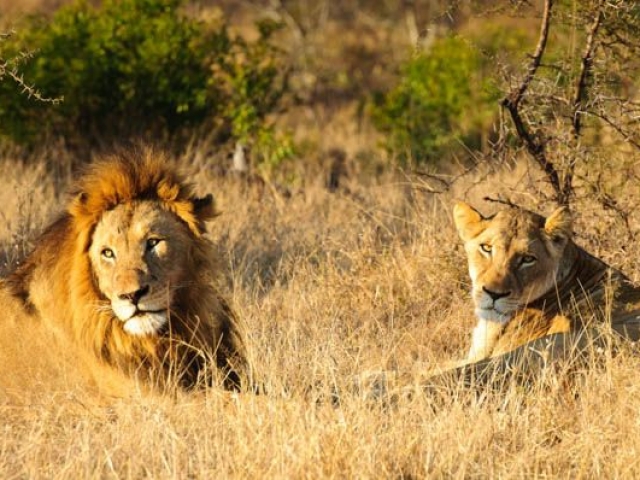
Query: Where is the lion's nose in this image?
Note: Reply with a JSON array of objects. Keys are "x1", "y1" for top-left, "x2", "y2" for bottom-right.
[
  {"x1": 482, "y1": 286, "x2": 511, "y2": 301},
  {"x1": 118, "y1": 285, "x2": 150, "y2": 304}
]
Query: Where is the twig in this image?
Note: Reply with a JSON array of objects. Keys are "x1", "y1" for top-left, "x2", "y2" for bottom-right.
[
  {"x1": 588, "y1": 111, "x2": 640, "y2": 151},
  {"x1": 483, "y1": 196, "x2": 525, "y2": 210},
  {"x1": 5, "y1": 67, "x2": 62, "y2": 104},
  {"x1": 414, "y1": 170, "x2": 453, "y2": 188},
  {"x1": 1, "y1": 31, "x2": 62, "y2": 104}
]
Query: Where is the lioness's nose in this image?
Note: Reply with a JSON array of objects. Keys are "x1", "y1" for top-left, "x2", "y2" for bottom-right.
[
  {"x1": 118, "y1": 285, "x2": 150, "y2": 304},
  {"x1": 482, "y1": 286, "x2": 511, "y2": 301}
]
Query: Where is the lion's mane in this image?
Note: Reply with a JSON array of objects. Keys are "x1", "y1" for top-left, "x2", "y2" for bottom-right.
[{"x1": 5, "y1": 147, "x2": 247, "y2": 390}]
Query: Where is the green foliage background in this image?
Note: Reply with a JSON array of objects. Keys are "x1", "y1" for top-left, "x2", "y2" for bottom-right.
[
  {"x1": 5, "y1": 0, "x2": 633, "y2": 175},
  {"x1": 370, "y1": 37, "x2": 489, "y2": 165},
  {"x1": 0, "y1": 0, "x2": 289, "y2": 160}
]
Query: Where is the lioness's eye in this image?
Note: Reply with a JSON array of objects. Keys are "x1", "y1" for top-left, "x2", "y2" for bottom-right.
[
  {"x1": 101, "y1": 248, "x2": 115, "y2": 259},
  {"x1": 146, "y1": 238, "x2": 162, "y2": 250},
  {"x1": 521, "y1": 255, "x2": 537, "y2": 266},
  {"x1": 479, "y1": 243, "x2": 492, "y2": 254}
]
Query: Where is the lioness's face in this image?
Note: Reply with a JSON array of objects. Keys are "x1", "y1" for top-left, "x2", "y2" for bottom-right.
[
  {"x1": 453, "y1": 202, "x2": 572, "y2": 324},
  {"x1": 89, "y1": 201, "x2": 193, "y2": 336}
]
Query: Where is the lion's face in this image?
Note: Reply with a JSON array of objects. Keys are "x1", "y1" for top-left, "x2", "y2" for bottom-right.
[
  {"x1": 88, "y1": 201, "x2": 193, "y2": 336},
  {"x1": 453, "y1": 202, "x2": 572, "y2": 324}
]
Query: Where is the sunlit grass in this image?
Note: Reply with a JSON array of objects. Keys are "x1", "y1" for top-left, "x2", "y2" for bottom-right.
[{"x1": 1, "y1": 147, "x2": 640, "y2": 478}]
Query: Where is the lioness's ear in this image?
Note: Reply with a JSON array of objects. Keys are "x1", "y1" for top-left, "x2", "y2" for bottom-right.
[
  {"x1": 192, "y1": 194, "x2": 218, "y2": 222},
  {"x1": 453, "y1": 201, "x2": 484, "y2": 241},
  {"x1": 544, "y1": 206, "x2": 572, "y2": 242}
]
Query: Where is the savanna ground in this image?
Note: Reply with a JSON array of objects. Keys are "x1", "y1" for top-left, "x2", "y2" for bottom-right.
[{"x1": 2, "y1": 1, "x2": 640, "y2": 478}]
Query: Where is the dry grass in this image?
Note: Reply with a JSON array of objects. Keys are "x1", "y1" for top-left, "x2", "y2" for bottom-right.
[
  {"x1": 2, "y1": 148, "x2": 640, "y2": 478},
  {"x1": 3, "y1": 1, "x2": 640, "y2": 477}
]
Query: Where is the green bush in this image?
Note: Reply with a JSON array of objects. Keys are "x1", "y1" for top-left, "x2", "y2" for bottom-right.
[
  {"x1": 0, "y1": 0, "x2": 289, "y2": 155},
  {"x1": 370, "y1": 36, "x2": 499, "y2": 166}
]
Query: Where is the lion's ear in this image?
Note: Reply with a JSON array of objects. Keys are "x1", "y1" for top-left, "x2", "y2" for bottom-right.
[
  {"x1": 453, "y1": 201, "x2": 484, "y2": 241},
  {"x1": 76, "y1": 192, "x2": 88, "y2": 205},
  {"x1": 544, "y1": 206, "x2": 572, "y2": 242},
  {"x1": 69, "y1": 192, "x2": 87, "y2": 213},
  {"x1": 192, "y1": 194, "x2": 218, "y2": 222},
  {"x1": 171, "y1": 194, "x2": 218, "y2": 237}
]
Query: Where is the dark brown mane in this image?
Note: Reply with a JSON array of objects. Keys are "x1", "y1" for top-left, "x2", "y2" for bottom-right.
[{"x1": 69, "y1": 147, "x2": 217, "y2": 247}]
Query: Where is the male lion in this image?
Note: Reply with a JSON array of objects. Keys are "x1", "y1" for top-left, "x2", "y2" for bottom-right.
[
  {"x1": 3, "y1": 147, "x2": 248, "y2": 391},
  {"x1": 453, "y1": 201, "x2": 640, "y2": 362}
]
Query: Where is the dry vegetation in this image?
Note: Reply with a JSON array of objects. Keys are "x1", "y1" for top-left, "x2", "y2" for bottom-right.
[
  {"x1": 2, "y1": 0, "x2": 640, "y2": 478},
  {"x1": 3, "y1": 146, "x2": 640, "y2": 478}
]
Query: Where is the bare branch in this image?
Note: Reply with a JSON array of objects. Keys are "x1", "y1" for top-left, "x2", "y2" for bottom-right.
[
  {"x1": 482, "y1": 196, "x2": 525, "y2": 210},
  {"x1": 504, "y1": 0, "x2": 553, "y2": 110},
  {"x1": 500, "y1": 0, "x2": 569, "y2": 205},
  {"x1": 572, "y1": 3, "x2": 603, "y2": 139},
  {"x1": 562, "y1": 4, "x2": 604, "y2": 204}
]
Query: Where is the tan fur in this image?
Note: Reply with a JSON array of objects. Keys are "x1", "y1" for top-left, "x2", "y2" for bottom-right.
[
  {"x1": 453, "y1": 201, "x2": 640, "y2": 361},
  {"x1": 2, "y1": 147, "x2": 248, "y2": 392}
]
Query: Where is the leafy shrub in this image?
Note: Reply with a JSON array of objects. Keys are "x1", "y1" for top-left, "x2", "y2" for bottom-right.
[
  {"x1": 370, "y1": 36, "x2": 499, "y2": 166},
  {"x1": 216, "y1": 19, "x2": 294, "y2": 170},
  {"x1": 0, "y1": 0, "x2": 289, "y2": 159}
]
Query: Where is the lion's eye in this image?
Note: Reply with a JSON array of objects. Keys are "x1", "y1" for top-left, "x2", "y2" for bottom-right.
[
  {"x1": 101, "y1": 248, "x2": 115, "y2": 259},
  {"x1": 146, "y1": 238, "x2": 162, "y2": 251},
  {"x1": 479, "y1": 243, "x2": 492, "y2": 255},
  {"x1": 521, "y1": 255, "x2": 537, "y2": 266}
]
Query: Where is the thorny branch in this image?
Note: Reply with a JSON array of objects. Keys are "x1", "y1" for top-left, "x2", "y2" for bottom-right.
[
  {"x1": 0, "y1": 31, "x2": 62, "y2": 104},
  {"x1": 565, "y1": 3, "x2": 604, "y2": 199},
  {"x1": 572, "y1": 5, "x2": 603, "y2": 139},
  {"x1": 500, "y1": 0, "x2": 568, "y2": 205},
  {"x1": 504, "y1": 0, "x2": 552, "y2": 111}
]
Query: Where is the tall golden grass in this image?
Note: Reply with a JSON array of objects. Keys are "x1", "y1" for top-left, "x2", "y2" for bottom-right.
[
  {"x1": 1, "y1": 146, "x2": 640, "y2": 478},
  {"x1": 3, "y1": 1, "x2": 640, "y2": 476}
]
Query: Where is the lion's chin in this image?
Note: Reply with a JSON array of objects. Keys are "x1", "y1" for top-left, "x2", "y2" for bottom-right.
[
  {"x1": 122, "y1": 311, "x2": 168, "y2": 336},
  {"x1": 475, "y1": 307, "x2": 512, "y2": 325}
]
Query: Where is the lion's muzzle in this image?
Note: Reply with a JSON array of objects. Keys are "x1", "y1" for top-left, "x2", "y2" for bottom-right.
[
  {"x1": 111, "y1": 284, "x2": 172, "y2": 336},
  {"x1": 473, "y1": 286, "x2": 518, "y2": 324}
]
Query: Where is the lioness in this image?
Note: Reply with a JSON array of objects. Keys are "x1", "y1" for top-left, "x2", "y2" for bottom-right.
[{"x1": 453, "y1": 201, "x2": 640, "y2": 362}]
